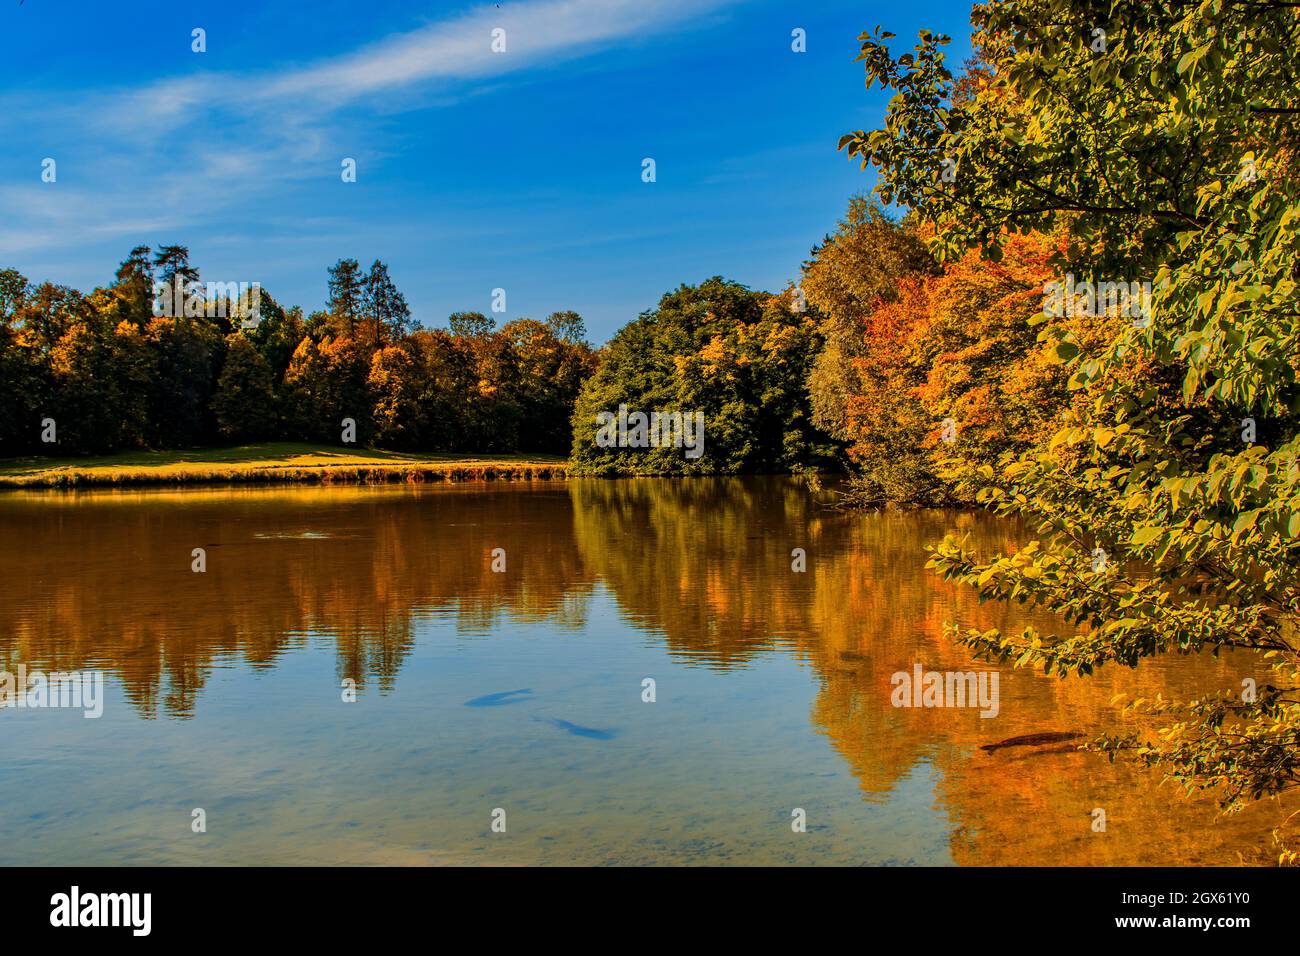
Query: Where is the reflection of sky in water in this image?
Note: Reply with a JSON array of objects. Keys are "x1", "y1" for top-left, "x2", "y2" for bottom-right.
[
  {"x1": 2, "y1": 585, "x2": 952, "y2": 865},
  {"x1": 0, "y1": 481, "x2": 1287, "y2": 865}
]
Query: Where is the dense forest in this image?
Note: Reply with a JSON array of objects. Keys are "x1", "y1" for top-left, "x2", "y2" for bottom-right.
[
  {"x1": 0, "y1": 249, "x2": 596, "y2": 456},
  {"x1": 0, "y1": 203, "x2": 1076, "y2": 486}
]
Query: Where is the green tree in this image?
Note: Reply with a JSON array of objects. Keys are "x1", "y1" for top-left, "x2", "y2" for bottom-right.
[
  {"x1": 843, "y1": 0, "x2": 1300, "y2": 856},
  {"x1": 243, "y1": 292, "x2": 304, "y2": 380},
  {"x1": 361, "y1": 259, "x2": 412, "y2": 348},
  {"x1": 114, "y1": 245, "x2": 155, "y2": 327},
  {"x1": 544, "y1": 310, "x2": 588, "y2": 346},
  {"x1": 144, "y1": 315, "x2": 221, "y2": 447},
  {"x1": 448, "y1": 311, "x2": 495, "y2": 339},
  {"x1": 326, "y1": 258, "x2": 365, "y2": 337},
  {"x1": 571, "y1": 278, "x2": 836, "y2": 475},
  {"x1": 0, "y1": 269, "x2": 42, "y2": 451},
  {"x1": 152, "y1": 245, "x2": 199, "y2": 300},
  {"x1": 211, "y1": 334, "x2": 278, "y2": 441}
]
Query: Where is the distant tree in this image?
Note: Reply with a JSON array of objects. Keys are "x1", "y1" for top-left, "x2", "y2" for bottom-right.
[
  {"x1": 503, "y1": 318, "x2": 597, "y2": 454},
  {"x1": 326, "y1": 258, "x2": 365, "y2": 336},
  {"x1": 361, "y1": 259, "x2": 412, "y2": 348},
  {"x1": 144, "y1": 315, "x2": 221, "y2": 448},
  {"x1": 152, "y1": 245, "x2": 199, "y2": 292},
  {"x1": 0, "y1": 249, "x2": 601, "y2": 460},
  {"x1": 801, "y1": 198, "x2": 935, "y2": 443},
  {"x1": 211, "y1": 334, "x2": 277, "y2": 442},
  {"x1": 243, "y1": 292, "x2": 303, "y2": 380},
  {"x1": 571, "y1": 278, "x2": 836, "y2": 475},
  {"x1": 283, "y1": 334, "x2": 372, "y2": 443},
  {"x1": 0, "y1": 268, "x2": 28, "y2": 327},
  {"x1": 448, "y1": 311, "x2": 495, "y2": 339},
  {"x1": 46, "y1": 303, "x2": 153, "y2": 453},
  {"x1": 321, "y1": 335, "x2": 373, "y2": 442},
  {"x1": 0, "y1": 268, "x2": 41, "y2": 451},
  {"x1": 467, "y1": 326, "x2": 524, "y2": 452},
  {"x1": 17, "y1": 283, "x2": 84, "y2": 356},
  {"x1": 411, "y1": 329, "x2": 479, "y2": 450},
  {"x1": 282, "y1": 337, "x2": 328, "y2": 440},
  {"x1": 544, "y1": 310, "x2": 588, "y2": 346},
  {"x1": 368, "y1": 343, "x2": 427, "y2": 449},
  {"x1": 114, "y1": 245, "x2": 154, "y2": 326}
]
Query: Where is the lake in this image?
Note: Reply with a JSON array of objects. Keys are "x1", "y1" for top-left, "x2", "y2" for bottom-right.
[{"x1": 0, "y1": 478, "x2": 1283, "y2": 865}]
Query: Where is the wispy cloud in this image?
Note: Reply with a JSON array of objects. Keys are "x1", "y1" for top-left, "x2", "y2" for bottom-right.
[
  {"x1": 20, "y1": 0, "x2": 738, "y2": 143},
  {"x1": 0, "y1": 0, "x2": 739, "y2": 258},
  {"x1": 262, "y1": 0, "x2": 722, "y2": 103}
]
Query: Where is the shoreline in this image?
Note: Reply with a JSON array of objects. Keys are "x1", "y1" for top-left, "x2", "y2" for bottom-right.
[
  {"x1": 0, "y1": 444, "x2": 848, "y2": 490},
  {"x1": 0, "y1": 462, "x2": 571, "y2": 489},
  {"x1": 0, "y1": 443, "x2": 569, "y2": 490}
]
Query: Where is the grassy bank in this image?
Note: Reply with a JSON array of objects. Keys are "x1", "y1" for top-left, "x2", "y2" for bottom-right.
[{"x1": 0, "y1": 443, "x2": 568, "y2": 489}]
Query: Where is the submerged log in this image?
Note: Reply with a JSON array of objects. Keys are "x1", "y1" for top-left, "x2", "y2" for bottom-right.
[{"x1": 979, "y1": 732, "x2": 1084, "y2": 752}]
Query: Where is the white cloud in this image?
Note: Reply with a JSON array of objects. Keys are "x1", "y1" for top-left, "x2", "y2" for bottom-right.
[
  {"x1": 75, "y1": 0, "x2": 734, "y2": 135},
  {"x1": 0, "y1": 0, "x2": 739, "y2": 260},
  {"x1": 263, "y1": 0, "x2": 705, "y2": 102}
]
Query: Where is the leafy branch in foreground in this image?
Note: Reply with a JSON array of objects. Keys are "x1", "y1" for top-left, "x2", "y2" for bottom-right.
[{"x1": 846, "y1": 0, "x2": 1300, "y2": 860}]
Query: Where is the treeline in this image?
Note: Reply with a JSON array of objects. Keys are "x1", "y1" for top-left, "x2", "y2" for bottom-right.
[
  {"x1": 1, "y1": 246, "x2": 852, "y2": 475},
  {"x1": 0, "y1": 248, "x2": 595, "y2": 456},
  {"x1": 561, "y1": 202, "x2": 1078, "y2": 485}
]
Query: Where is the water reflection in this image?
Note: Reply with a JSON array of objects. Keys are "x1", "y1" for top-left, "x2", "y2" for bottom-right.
[
  {"x1": 0, "y1": 485, "x2": 593, "y2": 716},
  {"x1": 0, "y1": 478, "x2": 1288, "y2": 864}
]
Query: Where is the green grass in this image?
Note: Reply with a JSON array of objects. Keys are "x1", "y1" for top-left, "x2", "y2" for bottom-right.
[{"x1": 0, "y1": 442, "x2": 569, "y2": 489}]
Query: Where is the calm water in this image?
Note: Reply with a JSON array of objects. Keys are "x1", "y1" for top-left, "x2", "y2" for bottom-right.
[{"x1": 0, "y1": 478, "x2": 1285, "y2": 865}]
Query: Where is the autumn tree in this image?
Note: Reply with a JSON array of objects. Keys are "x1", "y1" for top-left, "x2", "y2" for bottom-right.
[
  {"x1": 801, "y1": 197, "x2": 935, "y2": 443},
  {"x1": 0, "y1": 269, "x2": 42, "y2": 451},
  {"x1": 413, "y1": 329, "x2": 480, "y2": 450},
  {"x1": 843, "y1": 0, "x2": 1300, "y2": 855},
  {"x1": 0, "y1": 248, "x2": 599, "y2": 460},
  {"x1": 503, "y1": 317, "x2": 598, "y2": 454},
  {"x1": 368, "y1": 342, "x2": 427, "y2": 449},
  {"x1": 45, "y1": 300, "x2": 153, "y2": 453}
]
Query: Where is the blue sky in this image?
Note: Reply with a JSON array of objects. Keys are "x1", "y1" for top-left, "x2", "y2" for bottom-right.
[{"x1": 0, "y1": 0, "x2": 974, "y2": 343}]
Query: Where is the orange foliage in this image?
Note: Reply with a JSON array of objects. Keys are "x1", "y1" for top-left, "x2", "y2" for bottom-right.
[{"x1": 840, "y1": 230, "x2": 1069, "y2": 502}]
